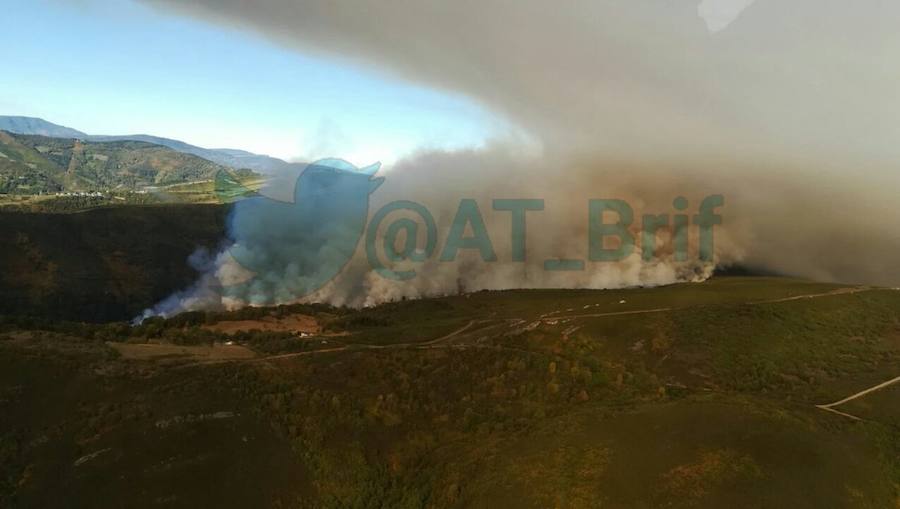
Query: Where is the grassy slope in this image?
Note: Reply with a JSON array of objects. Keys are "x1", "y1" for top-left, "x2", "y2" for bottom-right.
[
  {"x1": 1, "y1": 277, "x2": 899, "y2": 508},
  {"x1": 0, "y1": 131, "x2": 68, "y2": 193}
]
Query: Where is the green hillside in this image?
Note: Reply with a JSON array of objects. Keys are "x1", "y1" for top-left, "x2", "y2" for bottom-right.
[{"x1": 0, "y1": 131, "x2": 258, "y2": 197}]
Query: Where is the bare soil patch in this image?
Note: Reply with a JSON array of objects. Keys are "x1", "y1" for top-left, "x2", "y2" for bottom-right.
[{"x1": 202, "y1": 314, "x2": 321, "y2": 335}]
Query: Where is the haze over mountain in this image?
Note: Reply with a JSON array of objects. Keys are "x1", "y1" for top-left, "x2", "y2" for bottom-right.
[
  {"x1": 0, "y1": 116, "x2": 87, "y2": 139},
  {"x1": 0, "y1": 116, "x2": 292, "y2": 174}
]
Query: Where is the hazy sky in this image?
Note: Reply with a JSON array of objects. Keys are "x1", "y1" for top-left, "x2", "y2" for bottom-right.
[
  {"x1": 0, "y1": 0, "x2": 503, "y2": 163},
  {"x1": 133, "y1": 0, "x2": 900, "y2": 172},
  {"x1": 7, "y1": 0, "x2": 900, "y2": 173}
]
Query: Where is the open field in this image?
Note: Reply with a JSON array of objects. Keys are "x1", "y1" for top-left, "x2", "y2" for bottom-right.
[
  {"x1": 108, "y1": 342, "x2": 257, "y2": 362},
  {"x1": 2, "y1": 276, "x2": 900, "y2": 508}
]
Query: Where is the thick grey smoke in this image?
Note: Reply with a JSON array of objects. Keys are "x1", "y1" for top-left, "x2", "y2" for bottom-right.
[
  {"x1": 138, "y1": 0, "x2": 900, "y2": 315},
  {"x1": 141, "y1": 0, "x2": 900, "y2": 167}
]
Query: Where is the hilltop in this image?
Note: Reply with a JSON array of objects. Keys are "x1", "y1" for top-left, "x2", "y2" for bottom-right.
[{"x1": 0, "y1": 116, "x2": 87, "y2": 138}]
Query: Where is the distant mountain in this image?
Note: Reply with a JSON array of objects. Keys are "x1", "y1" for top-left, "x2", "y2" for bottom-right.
[
  {"x1": 89, "y1": 134, "x2": 291, "y2": 174},
  {"x1": 0, "y1": 131, "x2": 246, "y2": 195},
  {"x1": 0, "y1": 116, "x2": 293, "y2": 174},
  {"x1": 0, "y1": 116, "x2": 87, "y2": 139}
]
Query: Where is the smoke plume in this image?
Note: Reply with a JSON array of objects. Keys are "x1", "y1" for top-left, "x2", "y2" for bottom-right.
[{"x1": 138, "y1": 0, "x2": 900, "y2": 316}]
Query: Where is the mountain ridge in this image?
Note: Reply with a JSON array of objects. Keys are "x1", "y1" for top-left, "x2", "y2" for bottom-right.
[
  {"x1": 0, "y1": 115, "x2": 293, "y2": 174},
  {"x1": 0, "y1": 130, "x2": 253, "y2": 196},
  {"x1": 0, "y1": 116, "x2": 87, "y2": 139}
]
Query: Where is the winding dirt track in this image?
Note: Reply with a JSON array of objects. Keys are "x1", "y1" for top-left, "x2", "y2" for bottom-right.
[
  {"x1": 541, "y1": 287, "x2": 874, "y2": 323},
  {"x1": 541, "y1": 307, "x2": 672, "y2": 322},
  {"x1": 360, "y1": 320, "x2": 480, "y2": 349},
  {"x1": 177, "y1": 286, "x2": 893, "y2": 382},
  {"x1": 176, "y1": 320, "x2": 480, "y2": 368}
]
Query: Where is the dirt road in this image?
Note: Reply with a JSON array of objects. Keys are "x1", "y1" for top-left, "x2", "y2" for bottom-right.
[{"x1": 816, "y1": 375, "x2": 900, "y2": 421}]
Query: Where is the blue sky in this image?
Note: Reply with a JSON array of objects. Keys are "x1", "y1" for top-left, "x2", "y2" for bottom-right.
[{"x1": 0, "y1": 0, "x2": 502, "y2": 164}]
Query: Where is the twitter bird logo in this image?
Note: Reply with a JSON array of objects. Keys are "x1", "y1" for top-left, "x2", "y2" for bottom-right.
[{"x1": 214, "y1": 158, "x2": 383, "y2": 304}]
